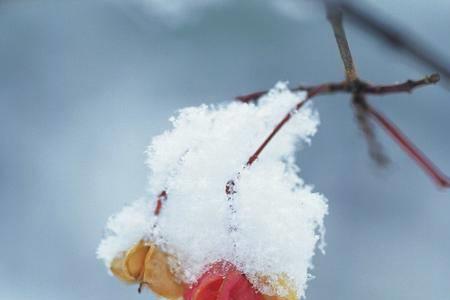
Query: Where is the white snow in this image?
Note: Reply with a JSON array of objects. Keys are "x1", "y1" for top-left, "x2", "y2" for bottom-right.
[
  {"x1": 97, "y1": 82, "x2": 328, "y2": 299},
  {"x1": 97, "y1": 199, "x2": 155, "y2": 268}
]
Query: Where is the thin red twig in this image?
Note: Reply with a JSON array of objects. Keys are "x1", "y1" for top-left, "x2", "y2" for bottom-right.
[
  {"x1": 154, "y1": 190, "x2": 168, "y2": 215},
  {"x1": 235, "y1": 73, "x2": 448, "y2": 189},
  {"x1": 223, "y1": 87, "x2": 330, "y2": 233},
  {"x1": 154, "y1": 73, "x2": 446, "y2": 216},
  {"x1": 367, "y1": 104, "x2": 450, "y2": 188},
  {"x1": 246, "y1": 85, "x2": 328, "y2": 166}
]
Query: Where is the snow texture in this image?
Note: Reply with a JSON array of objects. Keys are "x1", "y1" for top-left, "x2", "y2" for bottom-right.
[
  {"x1": 97, "y1": 199, "x2": 154, "y2": 268},
  {"x1": 97, "y1": 82, "x2": 328, "y2": 299}
]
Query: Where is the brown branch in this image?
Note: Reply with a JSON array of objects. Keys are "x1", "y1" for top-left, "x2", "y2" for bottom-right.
[
  {"x1": 150, "y1": 2, "x2": 449, "y2": 221},
  {"x1": 326, "y1": 5, "x2": 358, "y2": 82},
  {"x1": 236, "y1": 91, "x2": 268, "y2": 103},
  {"x1": 155, "y1": 71, "x2": 446, "y2": 217},
  {"x1": 323, "y1": 2, "x2": 448, "y2": 188},
  {"x1": 234, "y1": 71, "x2": 447, "y2": 188},
  {"x1": 236, "y1": 5, "x2": 447, "y2": 191},
  {"x1": 364, "y1": 73, "x2": 440, "y2": 94},
  {"x1": 352, "y1": 94, "x2": 389, "y2": 166},
  {"x1": 236, "y1": 74, "x2": 440, "y2": 103},
  {"x1": 336, "y1": 0, "x2": 450, "y2": 83}
]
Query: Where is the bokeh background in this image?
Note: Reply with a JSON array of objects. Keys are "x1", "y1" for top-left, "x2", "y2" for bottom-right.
[{"x1": 1, "y1": 0, "x2": 449, "y2": 299}]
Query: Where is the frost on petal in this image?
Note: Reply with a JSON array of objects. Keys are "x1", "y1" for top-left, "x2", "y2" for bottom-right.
[{"x1": 98, "y1": 82, "x2": 328, "y2": 299}]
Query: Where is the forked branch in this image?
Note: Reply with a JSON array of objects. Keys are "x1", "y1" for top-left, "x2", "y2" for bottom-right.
[
  {"x1": 154, "y1": 1, "x2": 449, "y2": 218},
  {"x1": 367, "y1": 105, "x2": 450, "y2": 187},
  {"x1": 235, "y1": 75, "x2": 449, "y2": 188},
  {"x1": 236, "y1": 73, "x2": 440, "y2": 103},
  {"x1": 326, "y1": 5, "x2": 358, "y2": 82},
  {"x1": 337, "y1": 0, "x2": 450, "y2": 83},
  {"x1": 234, "y1": 3, "x2": 448, "y2": 189}
]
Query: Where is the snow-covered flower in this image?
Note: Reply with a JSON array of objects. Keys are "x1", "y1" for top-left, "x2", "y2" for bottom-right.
[{"x1": 97, "y1": 82, "x2": 328, "y2": 299}]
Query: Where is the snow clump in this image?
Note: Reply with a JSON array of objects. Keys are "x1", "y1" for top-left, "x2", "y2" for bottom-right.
[{"x1": 97, "y1": 82, "x2": 328, "y2": 299}]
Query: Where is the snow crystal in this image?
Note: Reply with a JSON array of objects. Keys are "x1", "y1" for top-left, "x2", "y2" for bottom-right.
[
  {"x1": 97, "y1": 199, "x2": 155, "y2": 268},
  {"x1": 97, "y1": 82, "x2": 328, "y2": 299}
]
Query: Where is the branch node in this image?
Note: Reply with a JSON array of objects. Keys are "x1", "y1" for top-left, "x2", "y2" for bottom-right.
[{"x1": 427, "y1": 73, "x2": 441, "y2": 84}]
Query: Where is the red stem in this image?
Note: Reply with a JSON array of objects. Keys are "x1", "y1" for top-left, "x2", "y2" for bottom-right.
[
  {"x1": 367, "y1": 104, "x2": 450, "y2": 188},
  {"x1": 246, "y1": 85, "x2": 328, "y2": 166},
  {"x1": 154, "y1": 190, "x2": 168, "y2": 215},
  {"x1": 236, "y1": 91, "x2": 268, "y2": 103},
  {"x1": 155, "y1": 81, "x2": 448, "y2": 215}
]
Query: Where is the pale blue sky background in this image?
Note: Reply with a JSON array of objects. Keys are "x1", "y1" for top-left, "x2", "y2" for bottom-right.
[{"x1": 0, "y1": 1, "x2": 449, "y2": 300}]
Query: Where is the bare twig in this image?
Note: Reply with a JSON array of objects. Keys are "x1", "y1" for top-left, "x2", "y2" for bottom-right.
[
  {"x1": 232, "y1": 0, "x2": 448, "y2": 189},
  {"x1": 227, "y1": 77, "x2": 445, "y2": 215},
  {"x1": 236, "y1": 75, "x2": 448, "y2": 188},
  {"x1": 153, "y1": 1, "x2": 449, "y2": 217},
  {"x1": 364, "y1": 73, "x2": 440, "y2": 94},
  {"x1": 224, "y1": 85, "x2": 329, "y2": 214},
  {"x1": 246, "y1": 85, "x2": 329, "y2": 166},
  {"x1": 352, "y1": 93, "x2": 389, "y2": 166},
  {"x1": 367, "y1": 104, "x2": 450, "y2": 188},
  {"x1": 336, "y1": 0, "x2": 450, "y2": 82},
  {"x1": 155, "y1": 73, "x2": 446, "y2": 216},
  {"x1": 326, "y1": 5, "x2": 358, "y2": 82},
  {"x1": 236, "y1": 73, "x2": 440, "y2": 103},
  {"x1": 154, "y1": 190, "x2": 167, "y2": 215}
]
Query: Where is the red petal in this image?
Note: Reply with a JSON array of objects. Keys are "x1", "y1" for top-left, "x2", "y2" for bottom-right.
[
  {"x1": 192, "y1": 277, "x2": 223, "y2": 300},
  {"x1": 184, "y1": 286, "x2": 195, "y2": 300},
  {"x1": 218, "y1": 271, "x2": 264, "y2": 300},
  {"x1": 184, "y1": 261, "x2": 264, "y2": 300},
  {"x1": 184, "y1": 261, "x2": 234, "y2": 300}
]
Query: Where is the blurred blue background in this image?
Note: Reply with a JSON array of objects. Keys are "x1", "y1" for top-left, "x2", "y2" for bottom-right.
[{"x1": 0, "y1": 0, "x2": 449, "y2": 299}]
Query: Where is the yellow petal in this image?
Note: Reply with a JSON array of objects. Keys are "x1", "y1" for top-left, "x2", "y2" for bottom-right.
[
  {"x1": 125, "y1": 240, "x2": 150, "y2": 280},
  {"x1": 110, "y1": 240, "x2": 150, "y2": 283},
  {"x1": 111, "y1": 254, "x2": 136, "y2": 283},
  {"x1": 276, "y1": 275, "x2": 297, "y2": 300},
  {"x1": 143, "y1": 245, "x2": 184, "y2": 299},
  {"x1": 260, "y1": 274, "x2": 298, "y2": 300}
]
